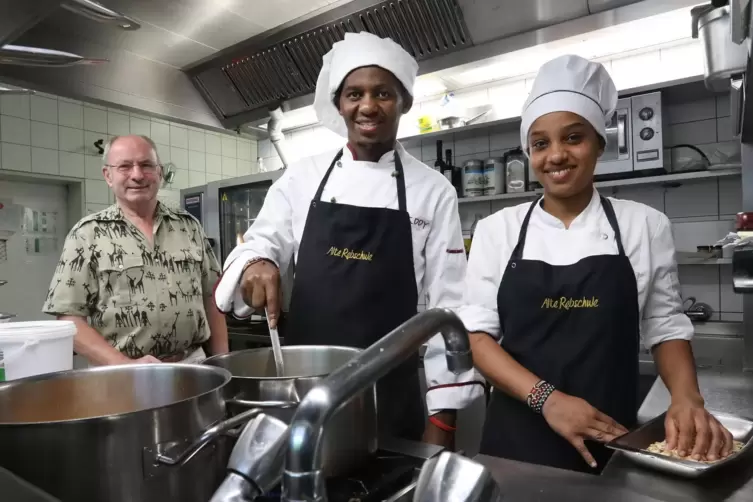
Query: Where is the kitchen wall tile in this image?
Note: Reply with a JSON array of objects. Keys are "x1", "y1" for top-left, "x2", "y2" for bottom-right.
[
  {"x1": 206, "y1": 133, "x2": 221, "y2": 155},
  {"x1": 151, "y1": 121, "x2": 170, "y2": 145},
  {"x1": 0, "y1": 94, "x2": 30, "y2": 119},
  {"x1": 237, "y1": 160, "x2": 253, "y2": 176},
  {"x1": 237, "y1": 140, "x2": 252, "y2": 161},
  {"x1": 1, "y1": 115, "x2": 30, "y2": 145},
  {"x1": 31, "y1": 147, "x2": 59, "y2": 175},
  {"x1": 460, "y1": 200, "x2": 493, "y2": 230},
  {"x1": 83, "y1": 130, "x2": 107, "y2": 157},
  {"x1": 31, "y1": 121, "x2": 59, "y2": 150},
  {"x1": 678, "y1": 265, "x2": 720, "y2": 314},
  {"x1": 188, "y1": 129, "x2": 205, "y2": 152},
  {"x1": 222, "y1": 157, "x2": 237, "y2": 177},
  {"x1": 59, "y1": 126, "x2": 84, "y2": 153},
  {"x1": 86, "y1": 203, "x2": 110, "y2": 215},
  {"x1": 129, "y1": 116, "x2": 151, "y2": 137},
  {"x1": 83, "y1": 106, "x2": 108, "y2": 133},
  {"x1": 489, "y1": 129, "x2": 520, "y2": 151},
  {"x1": 664, "y1": 179, "x2": 718, "y2": 219},
  {"x1": 671, "y1": 220, "x2": 735, "y2": 252},
  {"x1": 454, "y1": 129, "x2": 490, "y2": 157},
  {"x1": 405, "y1": 144, "x2": 423, "y2": 162},
  {"x1": 612, "y1": 185, "x2": 664, "y2": 213},
  {"x1": 222, "y1": 136, "x2": 237, "y2": 158},
  {"x1": 170, "y1": 124, "x2": 188, "y2": 149},
  {"x1": 85, "y1": 179, "x2": 109, "y2": 204},
  {"x1": 170, "y1": 147, "x2": 188, "y2": 169},
  {"x1": 2, "y1": 143, "x2": 31, "y2": 172},
  {"x1": 58, "y1": 101, "x2": 83, "y2": 129},
  {"x1": 717, "y1": 116, "x2": 734, "y2": 143},
  {"x1": 718, "y1": 177, "x2": 742, "y2": 216},
  {"x1": 30, "y1": 96, "x2": 58, "y2": 124},
  {"x1": 665, "y1": 97, "x2": 716, "y2": 125},
  {"x1": 206, "y1": 172, "x2": 222, "y2": 183},
  {"x1": 716, "y1": 94, "x2": 731, "y2": 118},
  {"x1": 665, "y1": 119, "x2": 717, "y2": 147},
  {"x1": 264, "y1": 156, "x2": 284, "y2": 171},
  {"x1": 170, "y1": 168, "x2": 188, "y2": 190},
  {"x1": 188, "y1": 170, "x2": 206, "y2": 188},
  {"x1": 188, "y1": 150, "x2": 206, "y2": 172},
  {"x1": 85, "y1": 155, "x2": 103, "y2": 179},
  {"x1": 258, "y1": 139, "x2": 272, "y2": 159},
  {"x1": 720, "y1": 267, "x2": 743, "y2": 313},
  {"x1": 59, "y1": 151, "x2": 85, "y2": 178},
  {"x1": 155, "y1": 143, "x2": 170, "y2": 163},
  {"x1": 206, "y1": 153, "x2": 222, "y2": 174}
]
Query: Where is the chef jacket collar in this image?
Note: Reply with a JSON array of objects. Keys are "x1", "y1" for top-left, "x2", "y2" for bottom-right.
[
  {"x1": 340, "y1": 142, "x2": 406, "y2": 166},
  {"x1": 533, "y1": 188, "x2": 601, "y2": 230}
]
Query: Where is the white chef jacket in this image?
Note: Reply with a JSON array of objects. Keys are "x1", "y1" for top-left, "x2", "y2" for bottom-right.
[
  {"x1": 223, "y1": 142, "x2": 467, "y2": 357},
  {"x1": 425, "y1": 188, "x2": 694, "y2": 413}
]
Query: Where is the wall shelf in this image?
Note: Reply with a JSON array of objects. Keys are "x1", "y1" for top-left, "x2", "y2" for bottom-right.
[{"x1": 457, "y1": 166, "x2": 742, "y2": 205}]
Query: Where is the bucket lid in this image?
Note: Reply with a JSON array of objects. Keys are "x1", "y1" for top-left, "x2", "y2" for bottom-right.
[{"x1": 0, "y1": 320, "x2": 76, "y2": 340}]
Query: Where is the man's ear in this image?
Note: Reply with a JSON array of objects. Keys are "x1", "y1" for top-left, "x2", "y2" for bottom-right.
[{"x1": 402, "y1": 94, "x2": 414, "y2": 115}]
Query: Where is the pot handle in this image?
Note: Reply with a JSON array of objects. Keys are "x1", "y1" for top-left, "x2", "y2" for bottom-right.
[
  {"x1": 227, "y1": 398, "x2": 298, "y2": 409},
  {"x1": 155, "y1": 407, "x2": 262, "y2": 467}
]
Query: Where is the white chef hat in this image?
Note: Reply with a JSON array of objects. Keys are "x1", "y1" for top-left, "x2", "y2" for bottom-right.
[
  {"x1": 313, "y1": 31, "x2": 418, "y2": 138},
  {"x1": 520, "y1": 54, "x2": 618, "y2": 151}
]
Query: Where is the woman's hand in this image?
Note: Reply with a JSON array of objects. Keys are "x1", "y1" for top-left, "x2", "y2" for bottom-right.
[
  {"x1": 542, "y1": 391, "x2": 628, "y2": 468},
  {"x1": 665, "y1": 395, "x2": 734, "y2": 461}
]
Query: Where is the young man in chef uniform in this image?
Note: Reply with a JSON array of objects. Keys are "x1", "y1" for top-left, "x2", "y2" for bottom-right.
[
  {"x1": 449, "y1": 54, "x2": 734, "y2": 472},
  {"x1": 214, "y1": 32, "x2": 467, "y2": 442}
]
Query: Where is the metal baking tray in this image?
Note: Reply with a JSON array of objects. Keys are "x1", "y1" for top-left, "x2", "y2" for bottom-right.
[{"x1": 606, "y1": 410, "x2": 753, "y2": 478}]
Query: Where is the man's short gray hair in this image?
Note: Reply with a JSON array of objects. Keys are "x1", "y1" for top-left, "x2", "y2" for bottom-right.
[{"x1": 102, "y1": 135, "x2": 161, "y2": 165}]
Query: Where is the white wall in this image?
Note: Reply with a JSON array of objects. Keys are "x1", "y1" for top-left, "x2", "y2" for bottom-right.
[{"x1": 0, "y1": 91, "x2": 259, "y2": 213}]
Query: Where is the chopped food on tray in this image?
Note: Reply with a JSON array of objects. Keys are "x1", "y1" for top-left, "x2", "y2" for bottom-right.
[{"x1": 645, "y1": 440, "x2": 745, "y2": 463}]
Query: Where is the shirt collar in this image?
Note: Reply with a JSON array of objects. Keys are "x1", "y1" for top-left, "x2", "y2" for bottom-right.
[
  {"x1": 96, "y1": 201, "x2": 180, "y2": 221},
  {"x1": 340, "y1": 141, "x2": 405, "y2": 165},
  {"x1": 533, "y1": 187, "x2": 601, "y2": 230}
]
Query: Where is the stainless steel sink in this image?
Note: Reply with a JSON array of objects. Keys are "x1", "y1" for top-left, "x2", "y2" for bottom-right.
[{"x1": 384, "y1": 468, "x2": 422, "y2": 502}]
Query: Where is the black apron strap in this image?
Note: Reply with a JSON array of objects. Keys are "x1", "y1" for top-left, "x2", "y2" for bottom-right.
[
  {"x1": 599, "y1": 196, "x2": 626, "y2": 257},
  {"x1": 314, "y1": 149, "x2": 345, "y2": 201},
  {"x1": 510, "y1": 196, "x2": 541, "y2": 260}
]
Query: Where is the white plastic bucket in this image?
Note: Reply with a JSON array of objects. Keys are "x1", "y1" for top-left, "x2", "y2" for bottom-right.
[{"x1": 0, "y1": 320, "x2": 76, "y2": 381}]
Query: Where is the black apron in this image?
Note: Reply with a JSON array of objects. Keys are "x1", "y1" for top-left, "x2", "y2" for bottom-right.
[
  {"x1": 479, "y1": 195, "x2": 640, "y2": 473},
  {"x1": 286, "y1": 149, "x2": 425, "y2": 441}
]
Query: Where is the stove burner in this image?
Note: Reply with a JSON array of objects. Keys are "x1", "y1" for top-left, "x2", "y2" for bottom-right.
[{"x1": 256, "y1": 451, "x2": 422, "y2": 501}]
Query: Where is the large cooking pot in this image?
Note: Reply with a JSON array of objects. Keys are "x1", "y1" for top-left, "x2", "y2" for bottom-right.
[
  {"x1": 0, "y1": 364, "x2": 263, "y2": 502},
  {"x1": 203, "y1": 345, "x2": 378, "y2": 476}
]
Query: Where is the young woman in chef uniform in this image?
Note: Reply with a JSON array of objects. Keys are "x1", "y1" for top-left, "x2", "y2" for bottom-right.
[{"x1": 460, "y1": 55, "x2": 734, "y2": 472}]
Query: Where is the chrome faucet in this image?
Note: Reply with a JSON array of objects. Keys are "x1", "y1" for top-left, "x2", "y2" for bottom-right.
[{"x1": 281, "y1": 308, "x2": 474, "y2": 502}]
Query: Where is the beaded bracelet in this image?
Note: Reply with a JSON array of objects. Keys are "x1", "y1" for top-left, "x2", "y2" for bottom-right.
[{"x1": 526, "y1": 380, "x2": 556, "y2": 414}]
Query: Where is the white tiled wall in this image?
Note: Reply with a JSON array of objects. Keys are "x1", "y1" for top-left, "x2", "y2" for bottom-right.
[{"x1": 0, "y1": 92, "x2": 259, "y2": 215}]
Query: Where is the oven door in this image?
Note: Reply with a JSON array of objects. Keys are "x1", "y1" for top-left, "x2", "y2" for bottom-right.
[{"x1": 596, "y1": 98, "x2": 633, "y2": 175}]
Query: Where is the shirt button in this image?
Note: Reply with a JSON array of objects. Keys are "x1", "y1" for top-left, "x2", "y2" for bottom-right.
[{"x1": 118, "y1": 264, "x2": 123, "y2": 269}]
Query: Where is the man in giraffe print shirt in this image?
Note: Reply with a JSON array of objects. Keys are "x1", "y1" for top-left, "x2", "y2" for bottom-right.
[{"x1": 43, "y1": 135, "x2": 228, "y2": 364}]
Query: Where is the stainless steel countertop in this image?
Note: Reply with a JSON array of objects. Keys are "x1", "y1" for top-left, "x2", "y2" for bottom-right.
[{"x1": 472, "y1": 368, "x2": 753, "y2": 501}]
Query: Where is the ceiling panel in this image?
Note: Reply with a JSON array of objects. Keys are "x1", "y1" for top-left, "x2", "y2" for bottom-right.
[{"x1": 226, "y1": 0, "x2": 344, "y2": 31}]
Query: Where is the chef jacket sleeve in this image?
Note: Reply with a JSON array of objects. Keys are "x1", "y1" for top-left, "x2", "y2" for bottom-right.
[
  {"x1": 641, "y1": 212, "x2": 694, "y2": 348},
  {"x1": 424, "y1": 189, "x2": 487, "y2": 415},
  {"x1": 222, "y1": 170, "x2": 296, "y2": 273}
]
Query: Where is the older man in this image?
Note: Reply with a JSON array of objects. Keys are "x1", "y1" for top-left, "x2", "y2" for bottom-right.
[{"x1": 43, "y1": 135, "x2": 228, "y2": 364}]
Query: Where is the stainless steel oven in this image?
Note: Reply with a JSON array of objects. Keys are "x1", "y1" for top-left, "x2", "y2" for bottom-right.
[
  {"x1": 595, "y1": 91, "x2": 665, "y2": 179},
  {"x1": 180, "y1": 171, "x2": 293, "y2": 313}
]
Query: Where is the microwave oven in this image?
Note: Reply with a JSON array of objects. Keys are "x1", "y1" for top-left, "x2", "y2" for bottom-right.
[{"x1": 595, "y1": 91, "x2": 665, "y2": 179}]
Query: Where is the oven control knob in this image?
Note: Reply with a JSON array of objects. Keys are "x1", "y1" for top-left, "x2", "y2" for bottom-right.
[
  {"x1": 640, "y1": 127, "x2": 655, "y2": 140},
  {"x1": 639, "y1": 107, "x2": 654, "y2": 121}
]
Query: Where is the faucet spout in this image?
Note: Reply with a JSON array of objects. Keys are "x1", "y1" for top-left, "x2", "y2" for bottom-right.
[{"x1": 281, "y1": 308, "x2": 472, "y2": 502}]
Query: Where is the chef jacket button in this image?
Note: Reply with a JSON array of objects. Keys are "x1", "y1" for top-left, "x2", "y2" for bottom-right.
[
  {"x1": 511, "y1": 262, "x2": 517, "y2": 269},
  {"x1": 331, "y1": 197, "x2": 337, "y2": 203},
  {"x1": 602, "y1": 233, "x2": 608, "y2": 240},
  {"x1": 391, "y1": 170, "x2": 399, "y2": 177},
  {"x1": 336, "y1": 161, "x2": 342, "y2": 167}
]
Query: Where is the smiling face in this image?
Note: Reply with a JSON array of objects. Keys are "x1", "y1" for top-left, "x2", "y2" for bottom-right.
[
  {"x1": 102, "y1": 135, "x2": 162, "y2": 209},
  {"x1": 528, "y1": 111, "x2": 604, "y2": 199},
  {"x1": 337, "y1": 66, "x2": 411, "y2": 150}
]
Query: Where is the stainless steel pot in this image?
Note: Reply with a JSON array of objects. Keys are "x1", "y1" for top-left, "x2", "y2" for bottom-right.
[
  {"x1": 691, "y1": 4, "x2": 748, "y2": 91},
  {"x1": 0, "y1": 364, "x2": 263, "y2": 502},
  {"x1": 203, "y1": 345, "x2": 378, "y2": 476}
]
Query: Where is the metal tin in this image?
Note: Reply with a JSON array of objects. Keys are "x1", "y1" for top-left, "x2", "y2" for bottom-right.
[
  {"x1": 483, "y1": 157, "x2": 505, "y2": 196},
  {"x1": 462, "y1": 160, "x2": 485, "y2": 197},
  {"x1": 607, "y1": 410, "x2": 753, "y2": 478}
]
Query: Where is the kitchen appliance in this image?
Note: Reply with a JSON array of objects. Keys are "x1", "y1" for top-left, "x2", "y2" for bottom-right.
[
  {"x1": 181, "y1": 172, "x2": 294, "y2": 315},
  {"x1": 202, "y1": 345, "x2": 378, "y2": 477},
  {"x1": 0, "y1": 364, "x2": 263, "y2": 502},
  {"x1": 413, "y1": 452, "x2": 503, "y2": 502},
  {"x1": 504, "y1": 148, "x2": 528, "y2": 193},
  {"x1": 691, "y1": 2, "x2": 749, "y2": 91},
  {"x1": 462, "y1": 160, "x2": 485, "y2": 197},
  {"x1": 595, "y1": 92, "x2": 665, "y2": 179},
  {"x1": 483, "y1": 157, "x2": 505, "y2": 196}
]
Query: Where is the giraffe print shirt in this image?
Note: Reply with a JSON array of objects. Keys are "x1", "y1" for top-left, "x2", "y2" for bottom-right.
[{"x1": 43, "y1": 202, "x2": 222, "y2": 359}]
